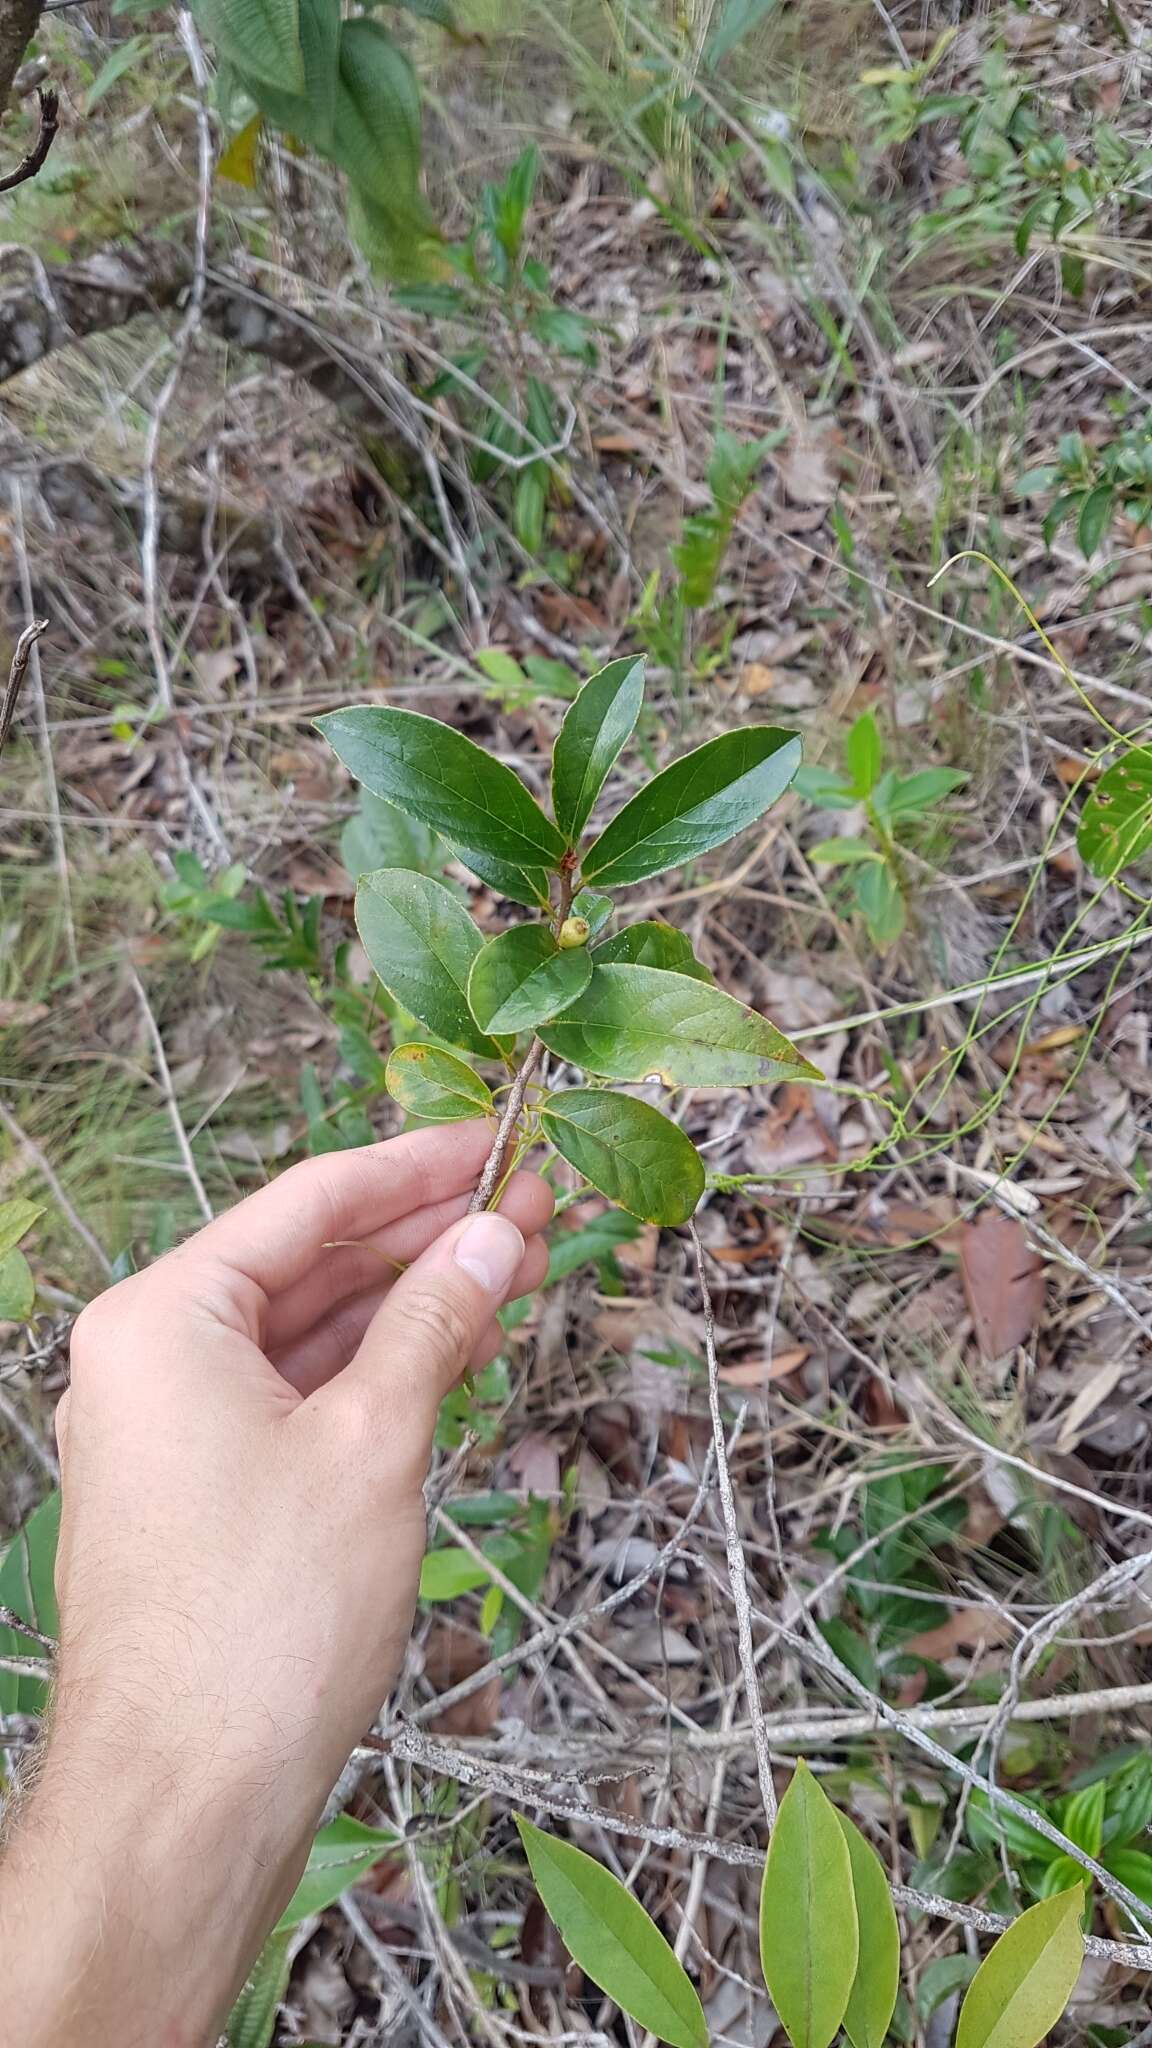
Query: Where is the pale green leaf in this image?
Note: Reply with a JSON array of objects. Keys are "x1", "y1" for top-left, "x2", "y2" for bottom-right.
[
  {"x1": 571, "y1": 889, "x2": 613, "y2": 935},
  {"x1": 759, "y1": 1761, "x2": 859, "y2": 2048},
  {"x1": 551, "y1": 655, "x2": 645, "y2": 841},
  {"x1": 276, "y1": 1815, "x2": 399, "y2": 1930},
  {"x1": 835, "y1": 1811, "x2": 900, "y2": 2048},
  {"x1": 317, "y1": 706, "x2": 566, "y2": 871},
  {"x1": 419, "y1": 1546, "x2": 493, "y2": 1600},
  {"x1": 540, "y1": 1090, "x2": 704, "y2": 1225},
  {"x1": 192, "y1": 0, "x2": 305, "y2": 93},
  {"x1": 515, "y1": 1817, "x2": 707, "y2": 2048},
  {"x1": 594, "y1": 921, "x2": 712, "y2": 981},
  {"x1": 1078, "y1": 746, "x2": 1152, "y2": 877},
  {"x1": 0, "y1": 1250, "x2": 34, "y2": 1321},
  {"x1": 386, "y1": 1043, "x2": 493, "y2": 1122},
  {"x1": 0, "y1": 1199, "x2": 44, "y2": 1261},
  {"x1": 955, "y1": 1888, "x2": 1084, "y2": 2048},
  {"x1": 1077, "y1": 482, "x2": 1113, "y2": 559},
  {"x1": 467, "y1": 925, "x2": 592, "y2": 1035},
  {"x1": 0, "y1": 1489, "x2": 58, "y2": 1715},
  {"x1": 1060, "y1": 1780, "x2": 1105, "y2": 1859},
  {"x1": 582, "y1": 727, "x2": 801, "y2": 888},
  {"x1": 85, "y1": 35, "x2": 147, "y2": 110},
  {"x1": 538, "y1": 963, "x2": 819, "y2": 1087},
  {"x1": 845, "y1": 711, "x2": 881, "y2": 798},
  {"x1": 355, "y1": 868, "x2": 501, "y2": 1058},
  {"x1": 854, "y1": 862, "x2": 905, "y2": 947},
  {"x1": 807, "y1": 838, "x2": 880, "y2": 867},
  {"x1": 225, "y1": 1929, "x2": 293, "y2": 2048}
]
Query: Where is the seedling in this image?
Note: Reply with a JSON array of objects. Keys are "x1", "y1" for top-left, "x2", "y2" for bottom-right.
[{"x1": 1017, "y1": 414, "x2": 1152, "y2": 560}]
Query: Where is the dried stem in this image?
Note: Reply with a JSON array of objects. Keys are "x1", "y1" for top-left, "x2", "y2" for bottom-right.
[
  {"x1": 466, "y1": 1039, "x2": 544, "y2": 1215},
  {"x1": 0, "y1": 86, "x2": 58, "y2": 195},
  {"x1": 0, "y1": 617, "x2": 47, "y2": 758}
]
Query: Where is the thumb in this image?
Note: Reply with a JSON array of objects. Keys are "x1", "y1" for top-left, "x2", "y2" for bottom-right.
[{"x1": 338, "y1": 1208, "x2": 525, "y2": 1434}]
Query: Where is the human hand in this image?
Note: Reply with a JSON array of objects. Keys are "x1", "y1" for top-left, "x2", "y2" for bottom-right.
[{"x1": 0, "y1": 1122, "x2": 552, "y2": 2048}]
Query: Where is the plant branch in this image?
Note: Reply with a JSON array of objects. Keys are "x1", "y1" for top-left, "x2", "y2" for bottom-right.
[
  {"x1": 0, "y1": 83, "x2": 57, "y2": 193},
  {"x1": 0, "y1": 616, "x2": 46, "y2": 759},
  {"x1": 467, "y1": 1039, "x2": 544, "y2": 1215}
]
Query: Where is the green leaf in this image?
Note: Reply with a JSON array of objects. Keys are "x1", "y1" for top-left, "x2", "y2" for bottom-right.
[
  {"x1": 192, "y1": 0, "x2": 305, "y2": 92},
  {"x1": 571, "y1": 888, "x2": 613, "y2": 934},
  {"x1": 581, "y1": 727, "x2": 801, "y2": 888},
  {"x1": 276, "y1": 1815, "x2": 399, "y2": 1931},
  {"x1": 385, "y1": 1044, "x2": 494, "y2": 1122},
  {"x1": 808, "y1": 837, "x2": 881, "y2": 867},
  {"x1": 845, "y1": 711, "x2": 882, "y2": 798},
  {"x1": 1014, "y1": 466, "x2": 1059, "y2": 498},
  {"x1": 419, "y1": 1545, "x2": 495, "y2": 1601},
  {"x1": 1035, "y1": 1856, "x2": 1086, "y2": 1902},
  {"x1": 332, "y1": 19, "x2": 427, "y2": 230},
  {"x1": 915, "y1": 1955, "x2": 977, "y2": 2019},
  {"x1": 468, "y1": 925, "x2": 593, "y2": 1035},
  {"x1": 341, "y1": 791, "x2": 439, "y2": 879},
  {"x1": 540, "y1": 1090, "x2": 704, "y2": 1226},
  {"x1": 759, "y1": 1761, "x2": 859, "y2": 2048},
  {"x1": 1076, "y1": 481, "x2": 1113, "y2": 558},
  {"x1": 356, "y1": 868, "x2": 501, "y2": 1057},
  {"x1": 884, "y1": 768, "x2": 968, "y2": 817},
  {"x1": 514, "y1": 466, "x2": 547, "y2": 553},
  {"x1": 515, "y1": 1817, "x2": 707, "y2": 2048},
  {"x1": 446, "y1": 841, "x2": 552, "y2": 910},
  {"x1": 1102, "y1": 1849, "x2": 1152, "y2": 1907},
  {"x1": 225, "y1": 1929, "x2": 293, "y2": 2048},
  {"x1": 854, "y1": 862, "x2": 905, "y2": 947},
  {"x1": 317, "y1": 706, "x2": 567, "y2": 871},
  {"x1": 0, "y1": 1199, "x2": 43, "y2": 1261},
  {"x1": 835, "y1": 1812, "x2": 900, "y2": 2048},
  {"x1": 0, "y1": 1489, "x2": 60, "y2": 1717},
  {"x1": 966, "y1": 1790, "x2": 1056, "y2": 1865},
  {"x1": 538, "y1": 963, "x2": 818, "y2": 1087},
  {"x1": 955, "y1": 1888, "x2": 1084, "y2": 2048},
  {"x1": 239, "y1": 0, "x2": 339, "y2": 150},
  {"x1": 1078, "y1": 746, "x2": 1152, "y2": 877},
  {"x1": 1059, "y1": 1780, "x2": 1105, "y2": 1858},
  {"x1": 346, "y1": 185, "x2": 439, "y2": 281},
  {"x1": 383, "y1": 0, "x2": 456, "y2": 21},
  {"x1": 551, "y1": 655, "x2": 646, "y2": 842},
  {"x1": 594, "y1": 921, "x2": 712, "y2": 981},
  {"x1": 85, "y1": 34, "x2": 148, "y2": 109},
  {"x1": 0, "y1": 1250, "x2": 34, "y2": 1321}
]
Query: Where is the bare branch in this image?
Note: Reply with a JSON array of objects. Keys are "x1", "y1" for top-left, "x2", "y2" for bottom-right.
[
  {"x1": 0, "y1": 615, "x2": 45, "y2": 758},
  {"x1": 0, "y1": 83, "x2": 56, "y2": 193}
]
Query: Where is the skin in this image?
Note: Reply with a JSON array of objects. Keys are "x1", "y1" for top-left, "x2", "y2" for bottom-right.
[{"x1": 0, "y1": 1121, "x2": 553, "y2": 2048}]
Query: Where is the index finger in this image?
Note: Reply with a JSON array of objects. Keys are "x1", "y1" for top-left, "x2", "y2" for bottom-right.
[{"x1": 173, "y1": 1121, "x2": 500, "y2": 1300}]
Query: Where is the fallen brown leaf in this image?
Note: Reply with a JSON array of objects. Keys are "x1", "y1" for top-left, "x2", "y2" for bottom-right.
[
  {"x1": 959, "y1": 1212, "x2": 1045, "y2": 1360},
  {"x1": 904, "y1": 1605, "x2": 1013, "y2": 1660},
  {"x1": 719, "y1": 1346, "x2": 809, "y2": 1386}
]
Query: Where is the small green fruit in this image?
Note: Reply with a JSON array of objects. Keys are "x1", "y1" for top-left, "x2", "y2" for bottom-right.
[{"x1": 558, "y1": 915, "x2": 591, "y2": 949}]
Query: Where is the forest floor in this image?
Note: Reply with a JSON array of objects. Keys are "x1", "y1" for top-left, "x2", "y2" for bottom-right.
[{"x1": 4, "y1": 1, "x2": 1152, "y2": 2042}]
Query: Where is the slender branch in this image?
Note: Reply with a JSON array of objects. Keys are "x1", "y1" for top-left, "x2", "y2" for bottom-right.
[
  {"x1": 0, "y1": 85, "x2": 57, "y2": 194},
  {"x1": 467, "y1": 1038, "x2": 544, "y2": 1215},
  {"x1": 0, "y1": 617, "x2": 46, "y2": 758},
  {"x1": 0, "y1": 1605, "x2": 54, "y2": 1652},
  {"x1": 690, "y1": 1221, "x2": 777, "y2": 1832}
]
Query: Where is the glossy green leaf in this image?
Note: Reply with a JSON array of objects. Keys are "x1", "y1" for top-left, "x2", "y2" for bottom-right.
[
  {"x1": 419, "y1": 1546, "x2": 494, "y2": 1601},
  {"x1": 540, "y1": 1090, "x2": 704, "y2": 1226},
  {"x1": 1078, "y1": 746, "x2": 1152, "y2": 877},
  {"x1": 317, "y1": 706, "x2": 566, "y2": 870},
  {"x1": 1102, "y1": 1848, "x2": 1152, "y2": 1907},
  {"x1": 571, "y1": 888, "x2": 613, "y2": 935},
  {"x1": 225, "y1": 1928, "x2": 293, "y2": 2048},
  {"x1": 1035, "y1": 1856, "x2": 1087, "y2": 1902},
  {"x1": 276, "y1": 1815, "x2": 399, "y2": 1931},
  {"x1": 239, "y1": 0, "x2": 339, "y2": 150},
  {"x1": 966, "y1": 1789, "x2": 1056, "y2": 1865},
  {"x1": 0, "y1": 1250, "x2": 34, "y2": 1321},
  {"x1": 0, "y1": 1199, "x2": 43, "y2": 1261},
  {"x1": 845, "y1": 711, "x2": 881, "y2": 798},
  {"x1": 595, "y1": 921, "x2": 712, "y2": 981},
  {"x1": 759, "y1": 1761, "x2": 859, "y2": 2048},
  {"x1": 385, "y1": 1044, "x2": 493, "y2": 1122},
  {"x1": 1077, "y1": 482, "x2": 1113, "y2": 558},
  {"x1": 1060, "y1": 1780, "x2": 1105, "y2": 1858},
  {"x1": 0, "y1": 1489, "x2": 60, "y2": 1717},
  {"x1": 551, "y1": 656, "x2": 645, "y2": 841},
  {"x1": 444, "y1": 842, "x2": 552, "y2": 910},
  {"x1": 468, "y1": 924, "x2": 592, "y2": 1035},
  {"x1": 192, "y1": 0, "x2": 304, "y2": 92},
  {"x1": 955, "y1": 1888, "x2": 1084, "y2": 2048},
  {"x1": 341, "y1": 791, "x2": 439, "y2": 880},
  {"x1": 581, "y1": 727, "x2": 801, "y2": 888},
  {"x1": 835, "y1": 1811, "x2": 900, "y2": 2048},
  {"x1": 538, "y1": 964, "x2": 818, "y2": 1087},
  {"x1": 515, "y1": 1817, "x2": 707, "y2": 2048},
  {"x1": 355, "y1": 868, "x2": 500, "y2": 1057}
]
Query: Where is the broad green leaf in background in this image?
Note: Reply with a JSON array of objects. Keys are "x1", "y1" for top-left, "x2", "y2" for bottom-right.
[
  {"x1": 955, "y1": 1888, "x2": 1084, "y2": 2048},
  {"x1": 834, "y1": 1811, "x2": 900, "y2": 2048},
  {"x1": 385, "y1": 1044, "x2": 493, "y2": 1122},
  {"x1": 225, "y1": 1928, "x2": 293, "y2": 2048},
  {"x1": 1078, "y1": 746, "x2": 1152, "y2": 877},
  {"x1": 760, "y1": 1762, "x2": 858, "y2": 2048},
  {"x1": 85, "y1": 34, "x2": 148, "y2": 109},
  {"x1": 385, "y1": 0, "x2": 457, "y2": 22},
  {"x1": 332, "y1": 19, "x2": 430, "y2": 235},
  {"x1": 551, "y1": 655, "x2": 646, "y2": 841},
  {"x1": 538, "y1": 964, "x2": 818, "y2": 1087},
  {"x1": 193, "y1": 0, "x2": 305, "y2": 92},
  {"x1": 515, "y1": 1817, "x2": 707, "y2": 2048},
  {"x1": 845, "y1": 711, "x2": 881, "y2": 799},
  {"x1": 356, "y1": 869, "x2": 501, "y2": 1058},
  {"x1": 854, "y1": 861, "x2": 905, "y2": 947},
  {"x1": 318, "y1": 707, "x2": 567, "y2": 870},
  {"x1": 1101, "y1": 1848, "x2": 1152, "y2": 1908},
  {"x1": 808, "y1": 838, "x2": 881, "y2": 867},
  {"x1": 581, "y1": 727, "x2": 801, "y2": 888},
  {"x1": 1059, "y1": 1780, "x2": 1105, "y2": 1858},
  {"x1": 341, "y1": 790, "x2": 440, "y2": 881},
  {"x1": 0, "y1": 1250, "x2": 34, "y2": 1321},
  {"x1": 1077, "y1": 481, "x2": 1113, "y2": 559},
  {"x1": 467, "y1": 925, "x2": 592, "y2": 1035},
  {"x1": 915, "y1": 1955, "x2": 978, "y2": 2020},
  {"x1": 0, "y1": 1199, "x2": 43, "y2": 1261},
  {"x1": 595, "y1": 921, "x2": 712, "y2": 982},
  {"x1": 239, "y1": 0, "x2": 339, "y2": 150},
  {"x1": 540, "y1": 1090, "x2": 705, "y2": 1226},
  {"x1": 444, "y1": 841, "x2": 552, "y2": 911},
  {"x1": 1035, "y1": 1856, "x2": 1088, "y2": 1901},
  {"x1": 346, "y1": 185, "x2": 439, "y2": 281},
  {"x1": 419, "y1": 1546, "x2": 495, "y2": 1601},
  {"x1": 966, "y1": 1789, "x2": 1056, "y2": 1865},
  {"x1": 571, "y1": 888, "x2": 613, "y2": 934},
  {"x1": 276, "y1": 1814, "x2": 399, "y2": 1930},
  {"x1": 0, "y1": 1489, "x2": 60, "y2": 1717}
]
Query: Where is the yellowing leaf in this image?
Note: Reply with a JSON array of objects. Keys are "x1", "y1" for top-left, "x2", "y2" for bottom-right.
[
  {"x1": 759, "y1": 1761, "x2": 858, "y2": 2048},
  {"x1": 955, "y1": 1888, "x2": 1084, "y2": 2048},
  {"x1": 0, "y1": 1199, "x2": 43, "y2": 1261},
  {"x1": 218, "y1": 113, "x2": 264, "y2": 186},
  {"x1": 385, "y1": 1044, "x2": 493, "y2": 1122}
]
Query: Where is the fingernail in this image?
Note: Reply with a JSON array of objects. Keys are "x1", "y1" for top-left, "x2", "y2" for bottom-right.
[{"x1": 453, "y1": 1213, "x2": 524, "y2": 1296}]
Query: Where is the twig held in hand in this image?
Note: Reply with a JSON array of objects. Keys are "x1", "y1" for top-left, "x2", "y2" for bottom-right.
[{"x1": 467, "y1": 1038, "x2": 543, "y2": 1215}]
